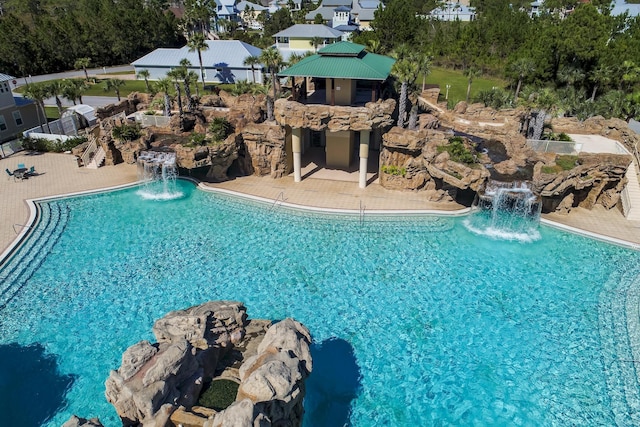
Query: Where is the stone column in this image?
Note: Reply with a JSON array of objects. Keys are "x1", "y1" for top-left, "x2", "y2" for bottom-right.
[
  {"x1": 292, "y1": 127, "x2": 302, "y2": 182},
  {"x1": 359, "y1": 130, "x2": 370, "y2": 189}
]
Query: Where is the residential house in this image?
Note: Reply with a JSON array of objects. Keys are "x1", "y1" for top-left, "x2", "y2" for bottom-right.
[
  {"x1": 273, "y1": 24, "x2": 344, "y2": 61},
  {"x1": 214, "y1": 0, "x2": 241, "y2": 31},
  {"x1": 350, "y1": 0, "x2": 382, "y2": 30},
  {"x1": 428, "y1": 2, "x2": 476, "y2": 21},
  {"x1": 0, "y1": 73, "x2": 39, "y2": 144},
  {"x1": 278, "y1": 41, "x2": 395, "y2": 188},
  {"x1": 237, "y1": 0, "x2": 269, "y2": 29},
  {"x1": 131, "y1": 40, "x2": 264, "y2": 84},
  {"x1": 305, "y1": 0, "x2": 382, "y2": 31}
]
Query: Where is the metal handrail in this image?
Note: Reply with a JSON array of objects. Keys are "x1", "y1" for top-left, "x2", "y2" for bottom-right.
[
  {"x1": 13, "y1": 223, "x2": 31, "y2": 234},
  {"x1": 359, "y1": 201, "x2": 365, "y2": 225},
  {"x1": 270, "y1": 191, "x2": 286, "y2": 210},
  {"x1": 80, "y1": 136, "x2": 98, "y2": 167}
]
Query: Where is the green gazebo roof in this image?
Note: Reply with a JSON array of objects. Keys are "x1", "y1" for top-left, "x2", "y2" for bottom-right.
[{"x1": 278, "y1": 41, "x2": 395, "y2": 81}]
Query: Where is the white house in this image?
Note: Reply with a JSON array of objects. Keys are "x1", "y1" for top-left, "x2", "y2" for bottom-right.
[
  {"x1": 131, "y1": 40, "x2": 264, "y2": 84},
  {"x1": 429, "y1": 2, "x2": 476, "y2": 21}
]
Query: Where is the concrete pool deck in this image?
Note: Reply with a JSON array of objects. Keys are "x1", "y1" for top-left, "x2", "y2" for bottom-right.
[{"x1": 1, "y1": 152, "x2": 640, "y2": 255}]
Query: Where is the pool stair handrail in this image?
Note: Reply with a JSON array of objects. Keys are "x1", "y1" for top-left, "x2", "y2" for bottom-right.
[
  {"x1": 12, "y1": 223, "x2": 31, "y2": 234},
  {"x1": 270, "y1": 191, "x2": 286, "y2": 210},
  {"x1": 359, "y1": 201, "x2": 365, "y2": 225}
]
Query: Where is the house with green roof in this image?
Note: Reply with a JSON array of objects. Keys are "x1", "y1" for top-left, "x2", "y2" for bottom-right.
[{"x1": 276, "y1": 41, "x2": 396, "y2": 188}]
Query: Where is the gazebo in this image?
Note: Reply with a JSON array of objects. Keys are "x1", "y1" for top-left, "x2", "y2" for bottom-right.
[{"x1": 277, "y1": 41, "x2": 395, "y2": 188}]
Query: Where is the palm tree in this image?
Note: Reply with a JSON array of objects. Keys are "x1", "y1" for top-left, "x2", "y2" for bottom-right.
[
  {"x1": 61, "y1": 79, "x2": 87, "y2": 105},
  {"x1": 310, "y1": 36, "x2": 324, "y2": 52},
  {"x1": 589, "y1": 65, "x2": 612, "y2": 102},
  {"x1": 154, "y1": 78, "x2": 173, "y2": 117},
  {"x1": 46, "y1": 80, "x2": 66, "y2": 117},
  {"x1": 137, "y1": 69, "x2": 151, "y2": 92},
  {"x1": 391, "y1": 58, "x2": 418, "y2": 128},
  {"x1": 178, "y1": 59, "x2": 199, "y2": 111},
  {"x1": 557, "y1": 65, "x2": 585, "y2": 89},
  {"x1": 104, "y1": 78, "x2": 125, "y2": 101},
  {"x1": 464, "y1": 66, "x2": 482, "y2": 103},
  {"x1": 259, "y1": 47, "x2": 284, "y2": 121},
  {"x1": 187, "y1": 32, "x2": 209, "y2": 88},
  {"x1": 74, "y1": 57, "x2": 91, "y2": 81},
  {"x1": 417, "y1": 54, "x2": 432, "y2": 92},
  {"x1": 243, "y1": 55, "x2": 261, "y2": 84},
  {"x1": 22, "y1": 82, "x2": 51, "y2": 133},
  {"x1": 509, "y1": 57, "x2": 535, "y2": 102},
  {"x1": 167, "y1": 69, "x2": 184, "y2": 118},
  {"x1": 366, "y1": 39, "x2": 381, "y2": 54}
]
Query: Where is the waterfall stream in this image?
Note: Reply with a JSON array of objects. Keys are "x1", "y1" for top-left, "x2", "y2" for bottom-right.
[
  {"x1": 464, "y1": 181, "x2": 542, "y2": 242},
  {"x1": 136, "y1": 151, "x2": 183, "y2": 200}
]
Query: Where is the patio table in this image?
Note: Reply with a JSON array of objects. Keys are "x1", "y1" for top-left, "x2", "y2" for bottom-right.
[{"x1": 13, "y1": 167, "x2": 27, "y2": 180}]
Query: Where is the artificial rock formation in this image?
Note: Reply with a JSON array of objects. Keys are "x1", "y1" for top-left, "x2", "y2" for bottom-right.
[
  {"x1": 550, "y1": 115, "x2": 640, "y2": 155},
  {"x1": 532, "y1": 153, "x2": 631, "y2": 213},
  {"x1": 273, "y1": 98, "x2": 396, "y2": 132},
  {"x1": 380, "y1": 127, "x2": 491, "y2": 199},
  {"x1": 105, "y1": 301, "x2": 248, "y2": 426},
  {"x1": 103, "y1": 301, "x2": 312, "y2": 427},
  {"x1": 240, "y1": 123, "x2": 287, "y2": 178}
]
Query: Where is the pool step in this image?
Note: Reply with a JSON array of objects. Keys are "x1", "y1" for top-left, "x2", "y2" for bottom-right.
[
  {"x1": 0, "y1": 201, "x2": 70, "y2": 310},
  {"x1": 598, "y1": 265, "x2": 640, "y2": 425}
]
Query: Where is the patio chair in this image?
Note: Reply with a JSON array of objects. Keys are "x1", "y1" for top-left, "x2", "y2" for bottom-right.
[
  {"x1": 5, "y1": 168, "x2": 15, "y2": 181},
  {"x1": 27, "y1": 166, "x2": 36, "y2": 176},
  {"x1": 17, "y1": 163, "x2": 25, "y2": 169}
]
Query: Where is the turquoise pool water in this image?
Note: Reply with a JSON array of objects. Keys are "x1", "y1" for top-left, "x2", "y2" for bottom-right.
[{"x1": 1, "y1": 179, "x2": 640, "y2": 426}]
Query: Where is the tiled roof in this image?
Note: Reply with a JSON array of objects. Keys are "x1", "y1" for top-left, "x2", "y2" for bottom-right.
[
  {"x1": 237, "y1": 0, "x2": 268, "y2": 11},
  {"x1": 132, "y1": 41, "x2": 262, "y2": 69},
  {"x1": 0, "y1": 73, "x2": 15, "y2": 82},
  {"x1": 273, "y1": 24, "x2": 343, "y2": 38},
  {"x1": 279, "y1": 42, "x2": 394, "y2": 80}
]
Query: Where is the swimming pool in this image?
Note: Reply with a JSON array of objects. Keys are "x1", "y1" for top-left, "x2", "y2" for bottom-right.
[{"x1": 1, "y1": 179, "x2": 639, "y2": 426}]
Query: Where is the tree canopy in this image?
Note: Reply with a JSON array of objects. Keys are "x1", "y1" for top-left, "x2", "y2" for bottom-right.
[{"x1": 0, "y1": 0, "x2": 184, "y2": 76}]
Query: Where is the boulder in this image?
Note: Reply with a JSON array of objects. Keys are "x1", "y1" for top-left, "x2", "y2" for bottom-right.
[
  {"x1": 105, "y1": 301, "x2": 248, "y2": 426},
  {"x1": 61, "y1": 416, "x2": 104, "y2": 427}
]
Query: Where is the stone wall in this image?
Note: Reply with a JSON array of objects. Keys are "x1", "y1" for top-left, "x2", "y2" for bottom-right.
[{"x1": 240, "y1": 123, "x2": 287, "y2": 178}]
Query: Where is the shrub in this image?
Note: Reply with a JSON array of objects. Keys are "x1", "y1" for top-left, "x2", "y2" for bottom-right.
[
  {"x1": 189, "y1": 132, "x2": 208, "y2": 146},
  {"x1": 437, "y1": 137, "x2": 476, "y2": 164},
  {"x1": 541, "y1": 155, "x2": 579, "y2": 174},
  {"x1": 198, "y1": 379, "x2": 239, "y2": 411},
  {"x1": 21, "y1": 135, "x2": 87, "y2": 153},
  {"x1": 111, "y1": 123, "x2": 141, "y2": 142},
  {"x1": 208, "y1": 117, "x2": 233, "y2": 142},
  {"x1": 381, "y1": 165, "x2": 407, "y2": 177}
]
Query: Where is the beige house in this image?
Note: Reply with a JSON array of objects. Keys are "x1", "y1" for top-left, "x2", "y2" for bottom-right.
[
  {"x1": 273, "y1": 24, "x2": 344, "y2": 61},
  {"x1": 0, "y1": 73, "x2": 39, "y2": 144}
]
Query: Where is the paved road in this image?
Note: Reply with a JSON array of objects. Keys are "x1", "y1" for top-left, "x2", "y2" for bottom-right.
[
  {"x1": 13, "y1": 65, "x2": 135, "y2": 87},
  {"x1": 11, "y1": 65, "x2": 134, "y2": 108}
]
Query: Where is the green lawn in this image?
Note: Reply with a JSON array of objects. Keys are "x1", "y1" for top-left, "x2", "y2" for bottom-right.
[
  {"x1": 423, "y1": 67, "x2": 507, "y2": 106},
  {"x1": 45, "y1": 106, "x2": 61, "y2": 119},
  {"x1": 16, "y1": 78, "x2": 229, "y2": 99}
]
